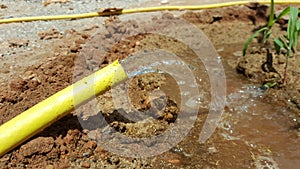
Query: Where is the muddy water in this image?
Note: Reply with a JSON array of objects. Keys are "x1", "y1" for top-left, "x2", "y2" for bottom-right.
[
  {"x1": 133, "y1": 33, "x2": 299, "y2": 167},
  {"x1": 215, "y1": 44, "x2": 300, "y2": 168}
]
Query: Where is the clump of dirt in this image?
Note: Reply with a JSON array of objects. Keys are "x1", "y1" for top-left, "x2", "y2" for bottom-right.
[
  {"x1": 8, "y1": 39, "x2": 29, "y2": 48},
  {"x1": 88, "y1": 72, "x2": 180, "y2": 139},
  {"x1": 38, "y1": 29, "x2": 64, "y2": 40},
  {"x1": 0, "y1": 29, "x2": 89, "y2": 125}
]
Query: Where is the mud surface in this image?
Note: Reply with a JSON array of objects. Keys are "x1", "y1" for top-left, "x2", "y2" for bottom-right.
[{"x1": 0, "y1": 3, "x2": 299, "y2": 169}]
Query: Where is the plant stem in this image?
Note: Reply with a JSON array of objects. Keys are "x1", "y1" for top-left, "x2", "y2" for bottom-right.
[{"x1": 283, "y1": 50, "x2": 290, "y2": 86}]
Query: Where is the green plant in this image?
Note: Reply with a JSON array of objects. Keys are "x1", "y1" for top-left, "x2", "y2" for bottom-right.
[
  {"x1": 274, "y1": 6, "x2": 300, "y2": 85},
  {"x1": 243, "y1": 0, "x2": 273, "y2": 55},
  {"x1": 243, "y1": 0, "x2": 300, "y2": 86}
]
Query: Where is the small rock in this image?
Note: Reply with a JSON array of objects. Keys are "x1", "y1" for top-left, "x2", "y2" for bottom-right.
[
  {"x1": 160, "y1": 0, "x2": 169, "y2": 5},
  {"x1": 168, "y1": 159, "x2": 180, "y2": 165},
  {"x1": 94, "y1": 146, "x2": 106, "y2": 157},
  {"x1": 59, "y1": 145, "x2": 67, "y2": 154},
  {"x1": 38, "y1": 29, "x2": 62, "y2": 40},
  {"x1": 20, "y1": 137, "x2": 54, "y2": 157},
  {"x1": 0, "y1": 156, "x2": 9, "y2": 162},
  {"x1": 45, "y1": 165, "x2": 54, "y2": 169},
  {"x1": 8, "y1": 38, "x2": 29, "y2": 47},
  {"x1": 233, "y1": 51, "x2": 243, "y2": 57},
  {"x1": 260, "y1": 47, "x2": 267, "y2": 53},
  {"x1": 81, "y1": 162, "x2": 90, "y2": 168},
  {"x1": 165, "y1": 113, "x2": 173, "y2": 120},
  {"x1": 64, "y1": 129, "x2": 80, "y2": 144},
  {"x1": 277, "y1": 55, "x2": 286, "y2": 64},
  {"x1": 217, "y1": 47, "x2": 224, "y2": 52},
  {"x1": 83, "y1": 152, "x2": 89, "y2": 157},
  {"x1": 0, "y1": 4, "x2": 7, "y2": 9},
  {"x1": 135, "y1": 41, "x2": 140, "y2": 46},
  {"x1": 280, "y1": 48, "x2": 287, "y2": 55},
  {"x1": 83, "y1": 140, "x2": 97, "y2": 150},
  {"x1": 163, "y1": 152, "x2": 181, "y2": 165},
  {"x1": 208, "y1": 146, "x2": 218, "y2": 154},
  {"x1": 162, "y1": 12, "x2": 174, "y2": 19}
]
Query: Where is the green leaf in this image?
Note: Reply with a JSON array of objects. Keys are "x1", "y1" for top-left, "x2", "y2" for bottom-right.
[
  {"x1": 268, "y1": 0, "x2": 275, "y2": 28},
  {"x1": 288, "y1": 7, "x2": 299, "y2": 52},
  {"x1": 264, "y1": 29, "x2": 271, "y2": 43},
  {"x1": 274, "y1": 37, "x2": 287, "y2": 53},
  {"x1": 243, "y1": 27, "x2": 268, "y2": 56},
  {"x1": 295, "y1": 19, "x2": 300, "y2": 52},
  {"x1": 271, "y1": 7, "x2": 290, "y2": 26},
  {"x1": 293, "y1": 28, "x2": 299, "y2": 52},
  {"x1": 287, "y1": 7, "x2": 298, "y2": 42},
  {"x1": 296, "y1": 19, "x2": 300, "y2": 31}
]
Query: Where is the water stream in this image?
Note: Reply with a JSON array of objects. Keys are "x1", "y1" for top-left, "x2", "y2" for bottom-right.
[
  {"x1": 214, "y1": 44, "x2": 300, "y2": 168},
  {"x1": 120, "y1": 42, "x2": 299, "y2": 168}
]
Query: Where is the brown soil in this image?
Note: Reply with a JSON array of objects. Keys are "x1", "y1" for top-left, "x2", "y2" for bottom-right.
[{"x1": 0, "y1": 3, "x2": 299, "y2": 169}]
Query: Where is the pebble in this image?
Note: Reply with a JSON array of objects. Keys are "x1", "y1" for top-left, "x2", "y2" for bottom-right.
[
  {"x1": 20, "y1": 137, "x2": 54, "y2": 157},
  {"x1": 0, "y1": 156, "x2": 9, "y2": 162},
  {"x1": 83, "y1": 140, "x2": 97, "y2": 150},
  {"x1": 81, "y1": 162, "x2": 91, "y2": 168},
  {"x1": 0, "y1": 4, "x2": 7, "y2": 9},
  {"x1": 160, "y1": 0, "x2": 169, "y2": 5},
  {"x1": 277, "y1": 55, "x2": 286, "y2": 64},
  {"x1": 83, "y1": 152, "x2": 89, "y2": 157},
  {"x1": 208, "y1": 146, "x2": 218, "y2": 154},
  {"x1": 168, "y1": 159, "x2": 180, "y2": 165},
  {"x1": 233, "y1": 51, "x2": 243, "y2": 57},
  {"x1": 45, "y1": 165, "x2": 54, "y2": 169}
]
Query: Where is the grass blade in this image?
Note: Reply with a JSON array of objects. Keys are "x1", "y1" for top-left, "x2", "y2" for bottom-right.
[
  {"x1": 287, "y1": 7, "x2": 298, "y2": 42},
  {"x1": 268, "y1": 0, "x2": 275, "y2": 28},
  {"x1": 293, "y1": 30, "x2": 298, "y2": 52},
  {"x1": 271, "y1": 7, "x2": 290, "y2": 26},
  {"x1": 289, "y1": 7, "x2": 299, "y2": 52},
  {"x1": 296, "y1": 19, "x2": 300, "y2": 31},
  {"x1": 243, "y1": 27, "x2": 268, "y2": 56},
  {"x1": 274, "y1": 37, "x2": 287, "y2": 53}
]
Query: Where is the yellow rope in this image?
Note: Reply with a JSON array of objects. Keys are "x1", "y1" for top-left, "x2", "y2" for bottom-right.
[{"x1": 1, "y1": 0, "x2": 300, "y2": 24}]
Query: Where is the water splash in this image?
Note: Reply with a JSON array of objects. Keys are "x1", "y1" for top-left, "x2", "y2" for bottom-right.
[
  {"x1": 226, "y1": 84, "x2": 264, "y2": 113},
  {"x1": 127, "y1": 67, "x2": 164, "y2": 77},
  {"x1": 185, "y1": 93, "x2": 210, "y2": 109}
]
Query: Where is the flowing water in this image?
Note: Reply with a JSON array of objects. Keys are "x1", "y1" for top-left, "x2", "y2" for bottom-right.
[
  {"x1": 120, "y1": 38, "x2": 299, "y2": 167},
  {"x1": 212, "y1": 44, "x2": 300, "y2": 168}
]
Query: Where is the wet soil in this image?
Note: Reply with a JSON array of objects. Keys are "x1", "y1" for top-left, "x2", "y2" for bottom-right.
[{"x1": 0, "y1": 3, "x2": 299, "y2": 169}]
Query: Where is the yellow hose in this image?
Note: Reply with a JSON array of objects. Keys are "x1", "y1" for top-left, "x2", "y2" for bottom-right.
[
  {"x1": 1, "y1": 0, "x2": 300, "y2": 24},
  {"x1": 0, "y1": 60, "x2": 128, "y2": 157}
]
